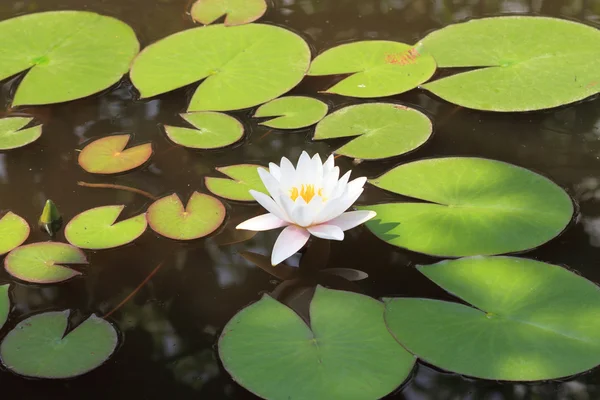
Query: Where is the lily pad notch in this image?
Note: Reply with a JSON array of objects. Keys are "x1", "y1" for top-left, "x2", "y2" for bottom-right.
[
  {"x1": 78, "y1": 134, "x2": 153, "y2": 174},
  {"x1": 253, "y1": 96, "x2": 329, "y2": 129},
  {"x1": 0, "y1": 117, "x2": 42, "y2": 150},
  {"x1": 205, "y1": 164, "x2": 268, "y2": 201},
  {"x1": 164, "y1": 112, "x2": 244, "y2": 149}
]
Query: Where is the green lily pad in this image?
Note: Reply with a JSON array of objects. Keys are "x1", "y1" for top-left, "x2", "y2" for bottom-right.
[
  {"x1": 0, "y1": 212, "x2": 29, "y2": 256},
  {"x1": 191, "y1": 0, "x2": 267, "y2": 26},
  {"x1": 0, "y1": 311, "x2": 118, "y2": 379},
  {"x1": 147, "y1": 192, "x2": 226, "y2": 240},
  {"x1": 78, "y1": 134, "x2": 153, "y2": 174},
  {"x1": 65, "y1": 205, "x2": 147, "y2": 250},
  {"x1": 0, "y1": 117, "x2": 42, "y2": 150},
  {"x1": 0, "y1": 11, "x2": 139, "y2": 107},
  {"x1": 4, "y1": 242, "x2": 87, "y2": 284},
  {"x1": 385, "y1": 256, "x2": 600, "y2": 381},
  {"x1": 164, "y1": 112, "x2": 244, "y2": 149},
  {"x1": 253, "y1": 96, "x2": 328, "y2": 129},
  {"x1": 205, "y1": 164, "x2": 268, "y2": 201},
  {"x1": 308, "y1": 41, "x2": 436, "y2": 97},
  {"x1": 420, "y1": 16, "x2": 600, "y2": 111},
  {"x1": 0, "y1": 285, "x2": 10, "y2": 330},
  {"x1": 313, "y1": 103, "x2": 432, "y2": 160},
  {"x1": 219, "y1": 286, "x2": 415, "y2": 400},
  {"x1": 130, "y1": 24, "x2": 310, "y2": 112},
  {"x1": 360, "y1": 157, "x2": 573, "y2": 257}
]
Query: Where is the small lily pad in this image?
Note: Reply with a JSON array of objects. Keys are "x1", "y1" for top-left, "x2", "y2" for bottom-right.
[
  {"x1": 313, "y1": 103, "x2": 432, "y2": 160},
  {"x1": 0, "y1": 285, "x2": 10, "y2": 330},
  {"x1": 191, "y1": 0, "x2": 267, "y2": 26},
  {"x1": 5, "y1": 242, "x2": 87, "y2": 284},
  {"x1": 420, "y1": 16, "x2": 600, "y2": 111},
  {"x1": 205, "y1": 164, "x2": 268, "y2": 201},
  {"x1": 253, "y1": 96, "x2": 328, "y2": 129},
  {"x1": 65, "y1": 205, "x2": 147, "y2": 250},
  {"x1": 164, "y1": 112, "x2": 244, "y2": 149},
  {"x1": 0, "y1": 212, "x2": 29, "y2": 256},
  {"x1": 0, "y1": 310, "x2": 118, "y2": 379},
  {"x1": 147, "y1": 192, "x2": 226, "y2": 240},
  {"x1": 360, "y1": 157, "x2": 573, "y2": 257},
  {"x1": 219, "y1": 286, "x2": 415, "y2": 400},
  {"x1": 0, "y1": 11, "x2": 139, "y2": 107},
  {"x1": 78, "y1": 135, "x2": 153, "y2": 174},
  {"x1": 308, "y1": 41, "x2": 436, "y2": 97},
  {"x1": 0, "y1": 117, "x2": 42, "y2": 150},
  {"x1": 385, "y1": 256, "x2": 600, "y2": 381},
  {"x1": 130, "y1": 24, "x2": 310, "y2": 111}
]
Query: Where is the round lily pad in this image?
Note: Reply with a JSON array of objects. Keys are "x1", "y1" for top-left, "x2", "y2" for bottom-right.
[
  {"x1": 385, "y1": 256, "x2": 600, "y2": 381},
  {"x1": 0, "y1": 117, "x2": 42, "y2": 150},
  {"x1": 0, "y1": 310, "x2": 118, "y2": 379},
  {"x1": 253, "y1": 96, "x2": 328, "y2": 129},
  {"x1": 65, "y1": 205, "x2": 147, "y2": 250},
  {"x1": 219, "y1": 286, "x2": 415, "y2": 400},
  {"x1": 0, "y1": 285, "x2": 10, "y2": 330},
  {"x1": 130, "y1": 24, "x2": 311, "y2": 112},
  {"x1": 0, "y1": 212, "x2": 29, "y2": 256},
  {"x1": 4, "y1": 242, "x2": 87, "y2": 284},
  {"x1": 308, "y1": 41, "x2": 436, "y2": 97},
  {"x1": 360, "y1": 157, "x2": 573, "y2": 257},
  {"x1": 420, "y1": 16, "x2": 600, "y2": 111},
  {"x1": 191, "y1": 0, "x2": 267, "y2": 26},
  {"x1": 78, "y1": 135, "x2": 153, "y2": 174},
  {"x1": 205, "y1": 164, "x2": 268, "y2": 201},
  {"x1": 164, "y1": 112, "x2": 244, "y2": 149},
  {"x1": 0, "y1": 11, "x2": 139, "y2": 107},
  {"x1": 313, "y1": 103, "x2": 432, "y2": 160},
  {"x1": 147, "y1": 192, "x2": 226, "y2": 240}
]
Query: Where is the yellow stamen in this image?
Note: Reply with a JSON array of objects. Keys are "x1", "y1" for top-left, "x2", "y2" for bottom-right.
[{"x1": 290, "y1": 184, "x2": 320, "y2": 203}]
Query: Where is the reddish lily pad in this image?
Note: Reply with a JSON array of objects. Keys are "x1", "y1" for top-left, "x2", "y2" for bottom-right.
[
  {"x1": 65, "y1": 205, "x2": 147, "y2": 249},
  {"x1": 78, "y1": 134, "x2": 153, "y2": 174},
  {"x1": 205, "y1": 164, "x2": 268, "y2": 201},
  {"x1": 147, "y1": 192, "x2": 226, "y2": 240},
  {"x1": 0, "y1": 212, "x2": 30, "y2": 256},
  {"x1": 191, "y1": 0, "x2": 267, "y2": 26},
  {"x1": 5, "y1": 242, "x2": 87, "y2": 284}
]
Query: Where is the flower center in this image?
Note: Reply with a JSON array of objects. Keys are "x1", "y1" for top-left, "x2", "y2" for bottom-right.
[{"x1": 290, "y1": 184, "x2": 324, "y2": 203}]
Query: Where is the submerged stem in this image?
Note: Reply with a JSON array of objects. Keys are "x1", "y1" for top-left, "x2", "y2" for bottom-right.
[{"x1": 77, "y1": 181, "x2": 158, "y2": 200}]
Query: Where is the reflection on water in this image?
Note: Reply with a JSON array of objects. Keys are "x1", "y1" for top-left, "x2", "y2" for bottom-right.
[{"x1": 0, "y1": 0, "x2": 600, "y2": 398}]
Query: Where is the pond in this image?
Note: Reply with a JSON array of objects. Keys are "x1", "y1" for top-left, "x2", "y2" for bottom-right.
[{"x1": 1, "y1": 0, "x2": 600, "y2": 398}]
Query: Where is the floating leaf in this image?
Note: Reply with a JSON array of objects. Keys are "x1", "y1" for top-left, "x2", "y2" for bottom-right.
[
  {"x1": 0, "y1": 311, "x2": 118, "y2": 378},
  {"x1": 0, "y1": 212, "x2": 29, "y2": 256},
  {"x1": 420, "y1": 16, "x2": 600, "y2": 111},
  {"x1": 314, "y1": 103, "x2": 432, "y2": 160},
  {"x1": 130, "y1": 24, "x2": 310, "y2": 111},
  {"x1": 38, "y1": 199, "x2": 62, "y2": 237},
  {"x1": 0, "y1": 285, "x2": 10, "y2": 330},
  {"x1": 164, "y1": 112, "x2": 243, "y2": 149},
  {"x1": 385, "y1": 256, "x2": 600, "y2": 381},
  {"x1": 0, "y1": 11, "x2": 139, "y2": 107},
  {"x1": 147, "y1": 192, "x2": 225, "y2": 240},
  {"x1": 5, "y1": 242, "x2": 87, "y2": 284},
  {"x1": 78, "y1": 135, "x2": 153, "y2": 175},
  {"x1": 253, "y1": 96, "x2": 328, "y2": 129},
  {"x1": 360, "y1": 157, "x2": 573, "y2": 257},
  {"x1": 219, "y1": 286, "x2": 415, "y2": 400},
  {"x1": 308, "y1": 41, "x2": 436, "y2": 97},
  {"x1": 191, "y1": 0, "x2": 267, "y2": 26},
  {"x1": 205, "y1": 164, "x2": 268, "y2": 201},
  {"x1": 0, "y1": 117, "x2": 42, "y2": 150},
  {"x1": 65, "y1": 205, "x2": 147, "y2": 250}
]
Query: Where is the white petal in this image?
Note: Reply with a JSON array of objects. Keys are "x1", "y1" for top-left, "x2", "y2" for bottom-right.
[
  {"x1": 271, "y1": 225, "x2": 310, "y2": 265},
  {"x1": 258, "y1": 168, "x2": 283, "y2": 200},
  {"x1": 323, "y1": 154, "x2": 335, "y2": 175},
  {"x1": 236, "y1": 214, "x2": 288, "y2": 231},
  {"x1": 278, "y1": 193, "x2": 296, "y2": 220},
  {"x1": 250, "y1": 190, "x2": 290, "y2": 222},
  {"x1": 315, "y1": 188, "x2": 364, "y2": 223},
  {"x1": 291, "y1": 196, "x2": 323, "y2": 227},
  {"x1": 296, "y1": 151, "x2": 312, "y2": 184},
  {"x1": 311, "y1": 153, "x2": 324, "y2": 185},
  {"x1": 280, "y1": 156, "x2": 296, "y2": 188},
  {"x1": 321, "y1": 166, "x2": 340, "y2": 198},
  {"x1": 308, "y1": 224, "x2": 344, "y2": 241},
  {"x1": 269, "y1": 163, "x2": 281, "y2": 181},
  {"x1": 327, "y1": 210, "x2": 376, "y2": 231},
  {"x1": 332, "y1": 171, "x2": 351, "y2": 199},
  {"x1": 347, "y1": 176, "x2": 367, "y2": 195}
]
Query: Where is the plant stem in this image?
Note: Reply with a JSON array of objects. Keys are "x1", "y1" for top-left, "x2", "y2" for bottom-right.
[{"x1": 77, "y1": 181, "x2": 158, "y2": 200}]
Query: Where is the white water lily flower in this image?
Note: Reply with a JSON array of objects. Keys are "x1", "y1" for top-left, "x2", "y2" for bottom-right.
[{"x1": 236, "y1": 151, "x2": 376, "y2": 266}]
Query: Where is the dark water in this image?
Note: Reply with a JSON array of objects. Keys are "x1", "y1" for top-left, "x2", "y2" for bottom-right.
[{"x1": 1, "y1": 0, "x2": 600, "y2": 398}]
